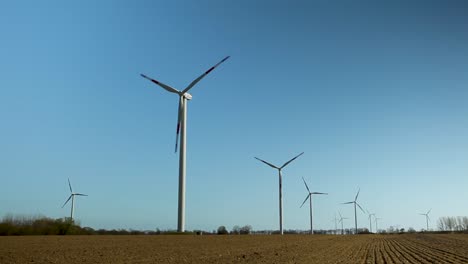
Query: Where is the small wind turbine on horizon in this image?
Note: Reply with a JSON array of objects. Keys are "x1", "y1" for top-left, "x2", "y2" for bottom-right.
[
  {"x1": 419, "y1": 209, "x2": 432, "y2": 231},
  {"x1": 366, "y1": 210, "x2": 375, "y2": 233},
  {"x1": 62, "y1": 178, "x2": 87, "y2": 222},
  {"x1": 141, "y1": 56, "x2": 230, "y2": 232},
  {"x1": 255, "y1": 152, "x2": 304, "y2": 235},
  {"x1": 300, "y1": 177, "x2": 327, "y2": 234},
  {"x1": 333, "y1": 213, "x2": 338, "y2": 235},
  {"x1": 374, "y1": 216, "x2": 382, "y2": 233},
  {"x1": 342, "y1": 188, "x2": 365, "y2": 234},
  {"x1": 338, "y1": 212, "x2": 348, "y2": 235}
]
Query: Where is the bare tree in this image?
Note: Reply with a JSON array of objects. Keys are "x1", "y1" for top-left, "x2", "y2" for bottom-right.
[
  {"x1": 231, "y1": 225, "x2": 240, "y2": 234},
  {"x1": 437, "y1": 217, "x2": 446, "y2": 231},
  {"x1": 240, "y1": 225, "x2": 252, "y2": 235}
]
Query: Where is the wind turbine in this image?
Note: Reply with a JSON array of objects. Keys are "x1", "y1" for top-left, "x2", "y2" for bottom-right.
[
  {"x1": 338, "y1": 212, "x2": 348, "y2": 235},
  {"x1": 419, "y1": 209, "x2": 431, "y2": 231},
  {"x1": 366, "y1": 210, "x2": 375, "y2": 233},
  {"x1": 141, "y1": 56, "x2": 230, "y2": 232},
  {"x1": 300, "y1": 177, "x2": 327, "y2": 234},
  {"x1": 255, "y1": 152, "x2": 304, "y2": 235},
  {"x1": 342, "y1": 188, "x2": 365, "y2": 234},
  {"x1": 332, "y1": 213, "x2": 338, "y2": 235},
  {"x1": 62, "y1": 178, "x2": 87, "y2": 222},
  {"x1": 374, "y1": 217, "x2": 382, "y2": 233}
]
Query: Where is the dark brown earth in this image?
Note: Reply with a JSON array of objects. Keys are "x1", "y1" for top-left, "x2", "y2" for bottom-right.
[{"x1": 1, "y1": 234, "x2": 468, "y2": 263}]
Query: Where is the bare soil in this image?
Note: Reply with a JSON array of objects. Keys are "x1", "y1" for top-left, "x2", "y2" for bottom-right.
[{"x1": 1, "y1": 234, "x2": 468, "y2": 263}]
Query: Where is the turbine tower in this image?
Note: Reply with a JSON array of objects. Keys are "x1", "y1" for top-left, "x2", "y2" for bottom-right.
[
  {"x1": 419, "y1": 209, "x2": 431, "y2": 231},
  {"x1": 342, "y1": 188, "x2": 365, "y2": 234},
  {"x1": 366, "y1": 210, "x2": 375, "y2": 233},
  {"x1": 333, "y1": 213, "x2": 338, "y2": 235},
  {"x1": 300, "y1": 177, "x2": 327, "y2": 234},
  {"x1": 255, "y1": 152, "x2": 304, "y2": 235},
  {"x1": 141, "y1": 56, "x2": 230, "y2": 232},
  {"x1": 374, "y1": 216, "x2": 382, "y2": 233},
  {"x1": 62, "y1": 178, "x2": 87, "y2": 222},
  {"x1": 338, "y1": 212, "x2": 348, "y2": 235}
]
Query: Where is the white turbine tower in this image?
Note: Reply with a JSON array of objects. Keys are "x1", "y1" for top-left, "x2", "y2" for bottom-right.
[
  {"x1": 255, "y1": 152, "x2": 304, "y2": 235},
  {"x1": 300, "y1": 177, "x2": 327, "y2": 234},
  {"x1": 342, "y1": 188, "x2": 365, "y2": 234},
  {"x1": 62, "y1": 178, "x2": 87, "y2": 222},
  {"x1": 338, "y1": 212, "x2": 348, "y2": 235},
  {"x1": 419, "y1": 208, "x2": 431, "y2": 231},
  {"x1": 366, "y1": 210, "x2": 375, "y2": 233},
  {"x1": 141, "y1": 56, "x2": 230, "y2": 232},
  {"x1": 374, "y1": 216, "x2": 382, "y2": 233},
  {"x1": 332, "y1": 213, "x2": 338, "y2": 235}
]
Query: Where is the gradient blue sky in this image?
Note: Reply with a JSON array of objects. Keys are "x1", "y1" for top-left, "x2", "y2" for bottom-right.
[{"x1": 1, "y1": 0, "x2": 468, "y2": 232}]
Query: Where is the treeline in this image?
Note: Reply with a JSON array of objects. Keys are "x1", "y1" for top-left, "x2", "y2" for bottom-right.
[
  {"x1": 216, "y1": 225, "x2": 252, "y2": 235},
  {"x1": 0, "y1": 215, "x2": 86, "y2": 235},
  {"x1": 437, "y1": 216, "x2": 468, "y2": 232},
  {"x1": 0, "y1": 215, "x2": 175, "y2": 236}
]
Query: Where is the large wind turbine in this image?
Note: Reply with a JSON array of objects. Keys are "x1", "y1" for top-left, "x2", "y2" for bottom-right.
[
  {"x1": 62, "y1": 178, "x2": 87, "y2": 222},
  {"x1": 338, "y1": 212, "x2": 348, "y2": 235},
  {"x1": 141, "y1": 56, "x2": 230, "y2": 232},
  {"x1": 255, "y1": 152, "x2": 304, "y2": 235},
  {"x1": 419, "y1": 209, "x2": 431, "y2": 231},
  {"x1": 300, "y1": 177, "x2": 327, "y2": 234},
  {"x1": 342, "y1": 188, "x2": 365, "y2": 234},
  {"x1": 366, "y1": 210, "x2": 375, "y2": 233}
]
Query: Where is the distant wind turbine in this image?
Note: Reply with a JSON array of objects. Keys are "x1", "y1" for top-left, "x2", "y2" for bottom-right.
[
  {"x1": 419, "y1": 209, "x2": 431, "y2": 231},
  {"x1": 366, "y1": 210, "x2": 375, "y2": 233},
  {"x1": 300, "y1": 177, "x2": 327, "y2": 234},
  {"x1": 255, "y1": 152, "x2": 304, "y2": 235},
  {"x1": 342, "y1": 188, "x2": 365, "y2": 234},
  {"x1": 141, "y1": 56, "x2": 230, "y2": 232},
  {"x1": 374, "y1": 216, "x2": 382, "y2": 233},
  {"x1": 338, "y1": 212, "x2": 348, "y2": 235},
  {"x1": 62, "y1": 178, "x2": 87, "y2": 221},
  {"x1": 333, "y1": 213, "x2": 338, "y2": 235}
]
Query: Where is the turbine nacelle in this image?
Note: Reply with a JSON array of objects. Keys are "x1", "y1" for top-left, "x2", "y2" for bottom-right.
[{"x1": 182, "y1": 93, "x2": 192, "y2": 100}]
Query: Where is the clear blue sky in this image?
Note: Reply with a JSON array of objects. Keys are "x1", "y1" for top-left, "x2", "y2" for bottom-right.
[{"x1": 1, "y1": 0, "x2": 468, "y2": 232}]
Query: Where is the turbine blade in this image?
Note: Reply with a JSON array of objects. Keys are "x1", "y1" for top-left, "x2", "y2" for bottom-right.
[
  {"x1": 182, "y1": 56, "x2": 230, "y2": 94},
  {"x1": 338, "y1": 212, "x2": 343, "y2": 218},
  {"x1": 427, "y1": 208, "x2": 432, "y2": 215},
  {"x1": 68, "y1": 178, "x2": 73, "y2": 193},
  {"x1": 254, "y1": 157, "x2": 279, "y2": 169},
  {"x1": 342, "y1": 202, "x2": 354, "y2": 204},
  {"x1": 300, "y1": 194, "x2": 310, "y2": 208},
  {"x1": 302, "y1": 177, "x2": 310, "y2": 193},
  {"x1": 311, "y1": 192, "x2": 328, "y2": 195},
  {"x1": 356, "y1": 202, "x2": 366, "y2": 213},
  {"x1": 75, "y1": 193, "x2": 88, "y2": 196},
  {"x1": 62, "y1": 195, "x2": 72, "y2": 208},
  {"x1": 175, "y1": 97, "x2": 183, "y2": 153},
  {"x1": 355, "y1": 188, "x2": 360, "y2": 201},
  {"x1": 280, "y1": 152, "x2": 304, "y2": 169},
  {"x1": 141, "y1": 74, "x2": 180, "y2": 94}
]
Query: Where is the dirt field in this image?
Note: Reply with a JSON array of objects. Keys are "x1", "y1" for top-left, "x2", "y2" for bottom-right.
[{"x1": 1, "y1": 234, "x2": 468, "y2": 263}]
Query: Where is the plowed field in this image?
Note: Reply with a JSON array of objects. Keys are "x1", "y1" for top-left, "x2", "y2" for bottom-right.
[{"x1": 1, "y1": 234, "x2": 468, "y2": 263}]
